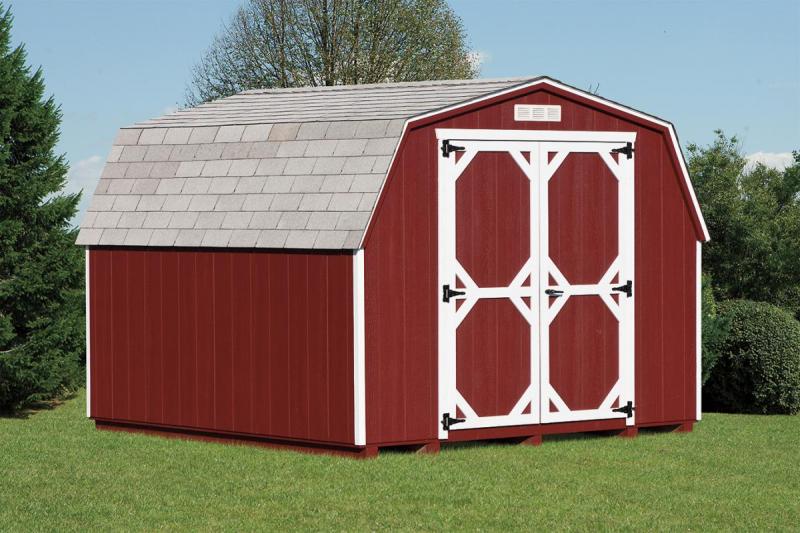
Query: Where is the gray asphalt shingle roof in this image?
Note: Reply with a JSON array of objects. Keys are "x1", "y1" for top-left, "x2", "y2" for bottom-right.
[{"x1": 76, "y1": 77, "x2": 532, "y2": 249}]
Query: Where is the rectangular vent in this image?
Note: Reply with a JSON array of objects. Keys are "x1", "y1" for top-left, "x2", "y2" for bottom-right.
[{"x1": 514, "y1": 104, "x2": 561, "y2": 122}]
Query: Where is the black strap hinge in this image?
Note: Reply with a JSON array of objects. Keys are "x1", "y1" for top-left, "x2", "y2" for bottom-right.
[
  {"x1": 612, "y1": 279, "x2": 632, "y2": 298},
  {"x1": 441, "y1": 412, "x2": 465, "y2": 431},
  {"x1": 612, "y1": 401, "x2": 635, "y2": 418},
  {"x1": 442, "y1": 284, "x2": 466, "y2": 303},
  {"x1": 611, "y1": 142, "x2": 634, "y2": 159},
  {"x1": 441, "y1": 139, "x2": 465, "y2": 158}
]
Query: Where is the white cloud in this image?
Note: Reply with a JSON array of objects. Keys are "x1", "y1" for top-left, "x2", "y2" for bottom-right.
[
  {"x1": 468, "y1": 50, "x2": 491, "y2": 73},
  {"x1": 745, "y1": 152, "x2": 795, "y2": 172},
  {"x1": 66, "y1": 154, "x2": 104, "y2": 223}
]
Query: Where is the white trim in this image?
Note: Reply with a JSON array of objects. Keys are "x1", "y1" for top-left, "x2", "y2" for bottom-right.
[
  {"x1": 85, "y1": 248, "x2": 91, "y2": 418},
  {"x1": 696, "y1": 241, "x2": 702, "y2": 421},
  {"x1": 353, "y1": 250, "x2": 366, "y2": 445},
  {"x1": 436, "y1": 129, "x2": 637, "y2": 144}
]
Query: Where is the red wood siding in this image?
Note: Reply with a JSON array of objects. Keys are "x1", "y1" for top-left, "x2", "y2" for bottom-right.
[
  {"x1": 90, "y1": 248, "x2": 355, "y2": 445},
  {"x1": 364, "y1": 86, "x2": 698, "y2": 444}
]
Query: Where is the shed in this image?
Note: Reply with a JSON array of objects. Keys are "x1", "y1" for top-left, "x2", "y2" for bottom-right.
[{"x1": 77, "y1": 76, "x2": 709, "y2": 457}]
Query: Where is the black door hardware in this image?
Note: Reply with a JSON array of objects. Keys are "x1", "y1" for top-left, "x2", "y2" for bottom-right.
[
  {"x1": 442, "y1": 284, "x2": 466, "y2": 303},
  {"x1": 612, "y1": 401, "x2": 635, "y2": 418},
  {"x1": 611, "y1": 142, "x2": 634, "y2": 159},
  {"x1": 545, "y1": 288, "x2": 564, "y2": 297},
  {"x1": 441, "y1": 412, "x2": 466, "y2": 431},
  {"x1": 441, "y1": 139, "x2": 465, "y2": 158},
  {"x1": 612, "y1": 280, "x2": 633, "y2": 298}
]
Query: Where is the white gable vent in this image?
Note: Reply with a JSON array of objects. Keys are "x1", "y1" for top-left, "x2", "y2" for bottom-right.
[{"x1": 514, "y1": 104, "x2": 561, "y2": 122}]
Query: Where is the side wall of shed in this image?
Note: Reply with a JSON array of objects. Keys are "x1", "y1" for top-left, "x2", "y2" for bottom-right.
[
  {"x1": 363, "y1": 86, "x2": 698, "y2": 445},
  {"x1": 89, "y1": 247, "x2": 355, "y2": 445}
]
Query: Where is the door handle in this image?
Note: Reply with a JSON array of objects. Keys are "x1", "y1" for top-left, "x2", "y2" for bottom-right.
[{"x1": 545, "y1": 289, "x2": 564, "y2": 297}]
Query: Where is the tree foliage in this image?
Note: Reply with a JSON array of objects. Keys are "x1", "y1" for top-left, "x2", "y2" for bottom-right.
[
  {"x1": 187, "y1": 0, "x2": 477, "y2": 105},
  {"x1": 0, "y1": 5, "x2": 84, "y2": 411},
  {"x1": 701, "y1": 274, "x2": 728, "y2": 385},
  {"x1": 688, "y1": 131, "x2": 800, "y2": 318}
]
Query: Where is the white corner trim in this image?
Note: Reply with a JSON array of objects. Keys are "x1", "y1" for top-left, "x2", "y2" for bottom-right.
[
  {"x1": 85, "y1": 248, "x2": 91, "y2": 418},
  {"x1": 353, "y1": 249, "x2": 366, "y2": 445},
  {"x1": 696, "y1": 241, "x2": 702, "y2": 421}
]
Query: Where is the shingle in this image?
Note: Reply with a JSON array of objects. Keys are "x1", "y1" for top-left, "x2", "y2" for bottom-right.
[
  {"x1": 88, "y1": 195, "x2": 116, "y2": 212},
  {"x1": 107, "y1": 179, "x2": 134, "y2": 194},
  {"x1": 363, "y1": 137, "x2": 398, "y2": 156},
  {"x1": 372, "y1": 155, "x2": 392, "y2": 173},
  {"x1": 201, "y1": 229, "x2": 232, "y2": 247},
  {"x1": 150, "y1": 161, "x2": 180, "y2": 178},
  {"x1": 149, "y1": 229, "x2": 179, "y2": 247},
  {"x1": 137, "y1": 195, "x2": 166, "y2": 211},
  {"x1": 182, "y1": 177, "x2": 212, "y2": 194},
  {"x1": 241, "y1": 194, "x2": 273, "y2": 211},
  {"x1": 284, "y1": 158, "x2": 316, "y2": 175},
  {"x1": 313, "y1": 230, "x2": 348, "y2": 249},
  {"x1": 325, "y1": 122, "x2": 358, "y2": 140},
  {"x1": 124, "y1": 162, "x2": 154, "y2": 179},
  {"x1": 276, "y1": 140, "x2": 309, "y2": 158},
  {"x1": 268, "y1": 123, "x2": 300, "y2": 141},
  {"x1": 107, "y1": 146, "x2": 124, "y2": 163},
  {"x1": 138, "y1": 128, "x2": 167, "y2": 145},
  {"x1": 285, "y1": 230, "x2": 318, "y2": 248},
  {"x1": 256, "y1": 229, "x2": 289, "y2": 248},
  {"x1": 270, "y1": 194, "x2": 301, "y2": 211},
  {"x1": 169, "y1": 145, "x2": 199, "y2": 161},
  {"x1": 320, "y1": 174, "x2": 354, "y2": 192},
  {"x1": 124, "y1": 228, "x2": 153, "y2": 246},
  {"x1": 296, "y1": 122, "x2": 329, "y2": 140},
  {"x1": 196, "y1": 212, "x2": 225, "y2": 229},
  {"x1": 234, "y1": 176, "x2": 266, "y2": 193},
  {"x1": 175, "y1": 229, "x2": 206, "y2": 247},
  {"x1": 256, "y1": 158, "x2": 288, "y2": 175},
  {"x1": 241, "y1": 124, "x2": 272, "y2": 142},
  {"x1": 355, "y1": 120, "x2": 390, "y2": 138},
  {"x1": 207, "y1": 176, "x2": 238, "y2": 194},
  {"x1": 176, "y1": 161, "x2": 205, "y2": 177},
  {"x1": 358, "y1": 192, "x2": 378, "y2": 211},
  {"x1": 343, "y1": 230, "x2": 362, "y2": 248},
  {"x1": 112, "y1": 195, "x2": 140, "y2": 211},
  {"x1": 163, "y1": 127, "x2": 192, "y2": 145},
  {"x1": 99, "y1": 228, "x2": 128, "y2": 245},
  {"x1": 95, "y1": 211, "x2": 122, "y2": 228},
  {"x1": 214, "y1": 195, "x2": 247, "y2": 212},
  {"x1": 187, "y1": 195, "x2": 218, "y2": 211},
  {"x1": 328, "y1": 193, "x2": 362, "y2": 211},
  {"x1": 162, "y1": 194, "x2": 191, "y2": 211},
  {"x1": 277, "y1": 211, "x2": 310, "y2": 229},
  {"x1": 119, "y1": 145, "x2": 148, "y2": 162},
  {"x1": 195, "y1": 143, "x2": 225, "y2": 160},
  {"x1": 248, "y1": 141, "x2": 279, "y2": 159},
  {"x1": 304, "y1": 139, "x2": 337, "y2": 157},
  {"x1": 144, "y1": 145, "x2": 173, "y2": 162},
  {"x1": 262, "y1": 175, "x2": 294, "y2": 193},
  {"x1": 385, "y1": 119, "x2": 405, "y2": 137},
  {"x1": 118, "y1": 212, "x2": 147, "y2": 228},
  {"x1": 114, "y1": 129, "x2": 141, "y2": 145},
  {"x1": 101, "y1": 163, "x2": 128, "y2": 179},
  {"x1": 249, "y1": 212, "x2": 281, "y2": 229},
  {"x1": 333, "y1": 139, "x2": 367, "y2": 157},
  {"x1": 350, "y1": 174, "x2": 384, "y2": 193},
  {"x1": 168, "y1": 211, "x2": 199, "y2": 229},
  {"x1": 81, "y1": 211, "x2": 98, "y2": 228},
  {"x1": 143, "y1": 211, "x2": 173, "y2": 229},
  {"x1": 156, "y1": 178, "x2": 186, "y2": 195},
  {"x1": 131, "y1": 179, "x2": 159, "y2": 195},
  {"x1": 299, "y1": 193, "x2": 331, "y2": 211},
  {"x1": 341, "y1": 156, "x2": 376, "y2": 174},
  {"x1": 221, "y1": 142, "x2": 253, "y2": 160},
  {"x1": 311, "y1": 157, "x2": 345, "y2": 175},
  {"x1": 228, "y1": 159, "x2": 259, "y2": 176},
  {"x1": 75, "y1": 228, "x2": 103, "y2": 245},
  {"x1": 307, "y1": 211, "x2": 340, "y2": 230},
  {"x1": 290, "y1": 175, "x2": 324, "y2": 193},
  {"x1": 336, "y1": 211, "x2": 370, "y2": 230},
  {"x1": 228, "y1": 229, "x2": 260, "y2": 247},
  {"x1": 94, "y1": 179, "x2": 111, "y2": 194},
  {"x1": 188, "y1": 126, "x2": 219, "y2": 144},
  {"x1": 221, "y1": 212, "x2": 253, "y2": 229},
  {"x1": 214, "y1": 125, "x2": 245, "y2": 143}
]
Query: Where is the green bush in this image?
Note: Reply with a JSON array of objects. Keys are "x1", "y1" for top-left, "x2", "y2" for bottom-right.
[
  {"x1": 704, "y1": 300, "x2": 800, "y2": 414},
  {"x1": 701, "y1": 274, "x2": 729, "y2": 384}
]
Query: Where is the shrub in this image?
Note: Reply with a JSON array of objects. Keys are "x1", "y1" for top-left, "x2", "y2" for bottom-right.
[
  {"x1": 704, "y1": 300, "x2": 800, "y2": 414},
  {"x1": 701, "y1": 274, "x2": 728, "y2": 384}
]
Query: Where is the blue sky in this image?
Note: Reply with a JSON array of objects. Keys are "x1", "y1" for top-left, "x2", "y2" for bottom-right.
[{"x1": 8, "y1": 0, "x2": 800, "y2": 220}]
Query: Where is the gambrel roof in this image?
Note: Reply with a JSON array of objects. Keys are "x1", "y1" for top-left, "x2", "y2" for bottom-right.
[{"x1": 76, "y1": 76, "x2": 708, "y2": 249}]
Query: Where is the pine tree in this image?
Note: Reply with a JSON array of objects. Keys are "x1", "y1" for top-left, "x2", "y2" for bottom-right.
[{"x1": 0, "y1": 5, "x2": 84, "y2": 411}]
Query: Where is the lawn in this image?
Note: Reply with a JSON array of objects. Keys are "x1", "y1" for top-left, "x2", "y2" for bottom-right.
[{"x1": 0, "y1": 391, "x2": 797, "y2": 531}]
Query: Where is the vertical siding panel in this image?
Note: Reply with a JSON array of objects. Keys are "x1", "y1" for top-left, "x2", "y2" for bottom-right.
[
  {"x1": 306, "y1": 256, "x2": 330, "y2": 441},
  {"x1": 327, "y1": 255, "x2": 354, "y2": 443},
  {"x1": 110, "y1": 251, "x2": 129, "y2": 420},
  {"x1": 268, "y1": 254, "x2": 291, "y2": 436},
  {"x1": 144, "y1": 251, "x2": 163, "y2": 425},
  {"x1": 685, "y1": 220, "x2": 698, "y2": 420},
  {"x1": 212, "y1": 253, "x2": 234, "y2": 431},
  {"x1": 231, "y1": 253, "x2": 253, "y2": 434},
  {"x1": 90, "y1": 250, "x2": 113, "y2": 419},
  {"x1": 127, "y1": 251, "x2": 147, "y2": 421},
  {"x1": 161, "y1": 252, "x2": 181, "y2": 425},
  {"x1": 195, "y1": 252, "x2": 215, "y2": 429},
  {"x1": 251, "y1": 253, "x2": 270, "y2": 435},
  {"x1": 179, "y1": 252, "x2": 198, "y2": 428},
  {"x1": 289, "y1": 256, "x2": 310, "y2": 439}
]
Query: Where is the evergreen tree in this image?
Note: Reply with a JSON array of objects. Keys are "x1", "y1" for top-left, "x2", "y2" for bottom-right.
[{"x1": 0, "y1": 5, "x2": 84, "y2": 411}]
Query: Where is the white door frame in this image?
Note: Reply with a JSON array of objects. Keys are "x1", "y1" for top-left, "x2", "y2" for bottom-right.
[{"x1": 436, "y1": 129, "x2": 637, "y2": 439}]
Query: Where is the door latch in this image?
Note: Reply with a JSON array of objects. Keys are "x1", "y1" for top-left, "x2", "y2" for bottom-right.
[
  {"x1": 611, "y1": 142, "x2": 634, "y2": 159},
  {"x1": 441, "y1": 412, "x2": 466, "y2": 431},
  {"x1": 442, "y1": 284, "x2": 466, "y2": 302},
  {"x1": 545, "y1": 288, "x2": 564, "y2": 297},
  {"x1": 612, "y1": 400, "x2": 635, "y2": 418},
  {"x1": 612, "y1": 280, "x2": 633, "y2": 298},
  {"x1": 441, "y1": 139, "x2": 465, "y2": 158}
]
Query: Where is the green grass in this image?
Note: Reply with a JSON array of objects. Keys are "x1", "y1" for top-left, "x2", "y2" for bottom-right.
[{"x1": 1, "y1": 391, "x2": 798, "y2": 531}]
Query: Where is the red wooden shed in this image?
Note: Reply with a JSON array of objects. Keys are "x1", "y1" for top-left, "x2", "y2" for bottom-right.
[{"x1": 77, "y1": 77, "x2": 709, "y2": 457}]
